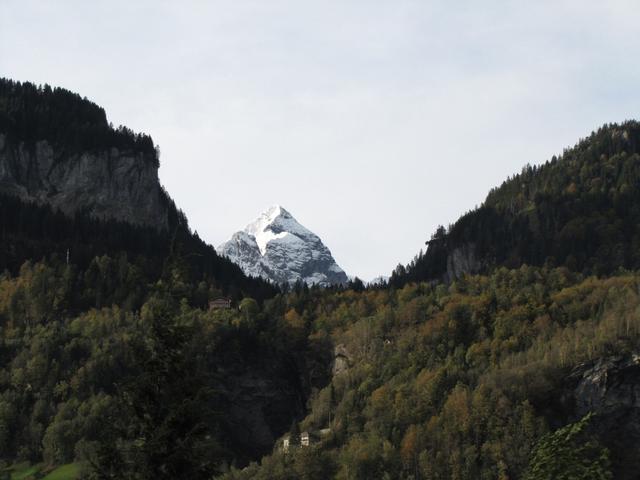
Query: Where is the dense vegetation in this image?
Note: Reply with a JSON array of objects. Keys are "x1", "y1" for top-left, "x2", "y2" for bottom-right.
[
  {"x1": 0, "y1": 254, "x2": 322, "y2": 478},
  {"x1": 0, "y1": 79, "x2": 277, "y2": 303},
  {"x1": 0, "y1": 79, "x2": 287, "y2": 476},
  {"x1": 1, "y1": 79, "x2": 638, "y2": 478},
  {"x1": 392, "y1": 122, "x2": 640, "y2": 285},
  {"x1": 221, "y1": 266, "x2": 638, "y2": 479},
  {"x1": 0, "y1": 192, "x2": 277, "y2": 305},
  {"x1": 3, "y1": 254, "x2": 635, "y2": 478},
  {"x1": 0, "y1": 78, "x2": 157, "y2": 165},
  {"x1": 217, "y1": 123, "x2": 640, "y2": 479}
]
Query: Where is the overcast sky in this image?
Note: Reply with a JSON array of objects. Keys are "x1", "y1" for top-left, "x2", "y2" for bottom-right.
[{"x1": 2, "y1": 1, "x2": 640, "y2": 280}]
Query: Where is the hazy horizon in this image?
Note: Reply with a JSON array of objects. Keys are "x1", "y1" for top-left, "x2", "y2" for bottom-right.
[{"x1": 2, "y1": 1, "x2": 640, "y2": 280}]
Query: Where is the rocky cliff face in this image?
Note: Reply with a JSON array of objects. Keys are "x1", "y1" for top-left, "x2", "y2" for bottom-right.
[
  {"x1": 444, "y1": 243, "x2": 482, "y2": 283},
  {"x1": 567, "y1": 354, "x2": 640, "y2": 479},
  {"x1": 220, "y1": 370, "x2": 306, "y2": 460},
  {"x1": 0, "y1": 133, "x2": 168, "y2": 229},
  {"x1": 332, "y1": 344, "x2": 352, "y2": 376},
  {"x1": 218, "y1": 205, "x2": 348, "y2": 286}
]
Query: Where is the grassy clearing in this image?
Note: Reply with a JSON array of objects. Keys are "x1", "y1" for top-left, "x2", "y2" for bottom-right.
[
  {"x1": 8, "y1": 463, "x2": 42, "y2": 480},
  {"x1": 6, "y1": 463, "x2": 79, "y2": 480},
  {"x1": 41, "y1": 464, "x2": 80, "y2": 480}
]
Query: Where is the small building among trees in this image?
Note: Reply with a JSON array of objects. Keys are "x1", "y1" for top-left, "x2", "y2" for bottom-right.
[
  {"x1": 283, "y1": 433, "x2": 314, "y2": 452},
  {"x1": 282, "y1": 428, "x2": 331, "y2": 452},
  {"x1": 209, "y1": 298, "x2": 232, "y2": 310}
]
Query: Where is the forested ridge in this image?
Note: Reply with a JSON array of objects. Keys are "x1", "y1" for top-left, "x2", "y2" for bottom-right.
[
  {"x1": 0, "y1": 81, "x2": 639, "y2": 479},
  {"x1": 391, "y1": 121, "x2": 640, "y2": 286},
  {"x1": 0, "y1": 78, "x2": 277, "y2": 304},
  {"x1": 221, "y1": 123, "x2": 640, "y2": 480},
  {"x1": 0, "y1": 78, "x2": 157, "y2": 164}
]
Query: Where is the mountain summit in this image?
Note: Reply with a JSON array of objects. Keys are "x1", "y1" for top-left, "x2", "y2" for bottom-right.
[{"x1": 217, "y1": 205, "x2": 348, "y2": 286}]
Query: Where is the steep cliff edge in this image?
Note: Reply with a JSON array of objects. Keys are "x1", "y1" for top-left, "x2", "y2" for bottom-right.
[
  {"x1": 0, "y1": 134, "x2": 168, "y2": 229},
  {"x1": 0, "y1": 78, "x2": 169, "y2": 229},
  {"x1": 0, "y1": 78, "x2": 278, "y2": 302},
  {"x1": 444, "y1": 243, "x2": 482, "y2": 282},
  {"x1": 566, "y1": 355, "x2": 640, "y2": 479}
]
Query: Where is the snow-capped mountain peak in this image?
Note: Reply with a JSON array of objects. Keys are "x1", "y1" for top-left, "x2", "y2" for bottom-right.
[
  {"x1": 217, "y1": 206, "x2": 348, "y2": 286},
  {"x1": 244, "y1": 205, "x2": 313, "y2": 256}
]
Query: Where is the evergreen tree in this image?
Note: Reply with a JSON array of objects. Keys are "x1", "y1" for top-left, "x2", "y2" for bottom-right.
[{"x1": 525, "y1": 414, "x2": 612, "y2": 480}]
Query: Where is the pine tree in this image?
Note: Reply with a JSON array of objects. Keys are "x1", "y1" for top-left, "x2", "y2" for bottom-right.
[{"x1": 525, "y1": 413, "x2": 612, "y2": 480}]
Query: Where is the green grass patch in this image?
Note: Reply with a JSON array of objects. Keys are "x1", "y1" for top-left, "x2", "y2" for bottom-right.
[
  {"x1": 41, "y1": 464, "x2": 80, "y2": 480},
  {"x1": 9, "y1": 462, "x2": 43, "y2": 480},
  {"x1": 6, "y1": 463, "x2": 79, "y2": 480}
]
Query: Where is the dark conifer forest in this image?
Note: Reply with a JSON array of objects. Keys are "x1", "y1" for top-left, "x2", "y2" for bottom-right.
[
  {"x1": 0, "y1": 78, "x2": 156, "y2": 163},
  {"x1": 391, "y1": 121, "x2": 640, "y2": 287},
  {"x1": 1, "y1": 80, "x2": 639, "y2": 479}
]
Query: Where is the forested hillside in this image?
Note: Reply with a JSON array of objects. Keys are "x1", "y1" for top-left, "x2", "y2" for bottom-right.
[
  {"x1": 224, "y1": 266, "x2": 638, "y2": 479},
  {"x1": 218, "y1": 124, "x2": 640, "y2": 480},
  {"x1": 0, "y1": 257, "x2": 329, "y2": 477},
  {"x1": 1, "y1": 79, "x2": 639, "y2": 479},
  {"x1": 391, "y1": 122, "x2": 640, "y2": 286},
  {"x1": 0, "y1": 78, "x2": 277, "y2": 303},
  {"x1": 0, "y1": 191, "x2": 276, "y2": 305},
  {"x1": 0, "y1": 80, "x2": 305, "y2": 477}
]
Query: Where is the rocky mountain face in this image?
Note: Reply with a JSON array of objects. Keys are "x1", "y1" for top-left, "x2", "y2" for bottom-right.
[
  {"x1": 219, "y1": 366, "x2": 307, "y2": 461},
  {"x1": 566, "y1": 355, "x2": 640, "y2": 479},
  {"x1": 218, "y1": 205, "x2": 348, "y2": 286},
  {"x1": 444, "y1": 243, "x2": 482, "y2": 282},
  {"x1": 0, "y1": 133, "x2": 169, "y2": 229}
]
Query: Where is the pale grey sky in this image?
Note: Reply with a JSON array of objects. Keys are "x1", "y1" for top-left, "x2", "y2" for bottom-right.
[{"x1": 2, "y1": 1, "x2": 640, "y2": 280}]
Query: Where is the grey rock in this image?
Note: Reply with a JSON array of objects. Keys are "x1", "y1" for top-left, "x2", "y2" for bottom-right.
[
  {"x1": 572, "y1": 354, "x2": 640, "y2": 417},
  {"x1": 0, "y1": 136, "x2": 168, "y2": 229},
  {"x1": 332, "y1": 344, "x2": 352, "y2": 376},
  {"x1": 568, "y1": 354, "x2": 640, "y2": 479},
  {"x1": 444, "y1": 243, "x2": 482, "y2": 282},
  {"x1": 219, "y1": 368, "x2": 306, "y2": 460}
]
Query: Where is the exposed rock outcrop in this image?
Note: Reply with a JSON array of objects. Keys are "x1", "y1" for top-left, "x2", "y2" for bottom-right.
[
  {"x1": 221, "y1": 371, "x2": 306, "y2": 459},
  {"x1": 332, "y1": 344, "x2": 352, "y2": 376},
  {"x1": 567, "y1": 354, "x2": 640, "y2": 479},
  {"x1": 0, "y1": 134, "x2": 168, "y2": 229},
  {"x1": 572, "y1": 354, "x2": 640, "y2": 417},
  {"x1": 444, "y1": 243, "x2": 482, "y2": 283}
]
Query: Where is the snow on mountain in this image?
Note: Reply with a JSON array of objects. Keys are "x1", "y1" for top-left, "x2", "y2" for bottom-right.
[{"x1": 217, "y1": 205, "x2": 348, "y2": 286}]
